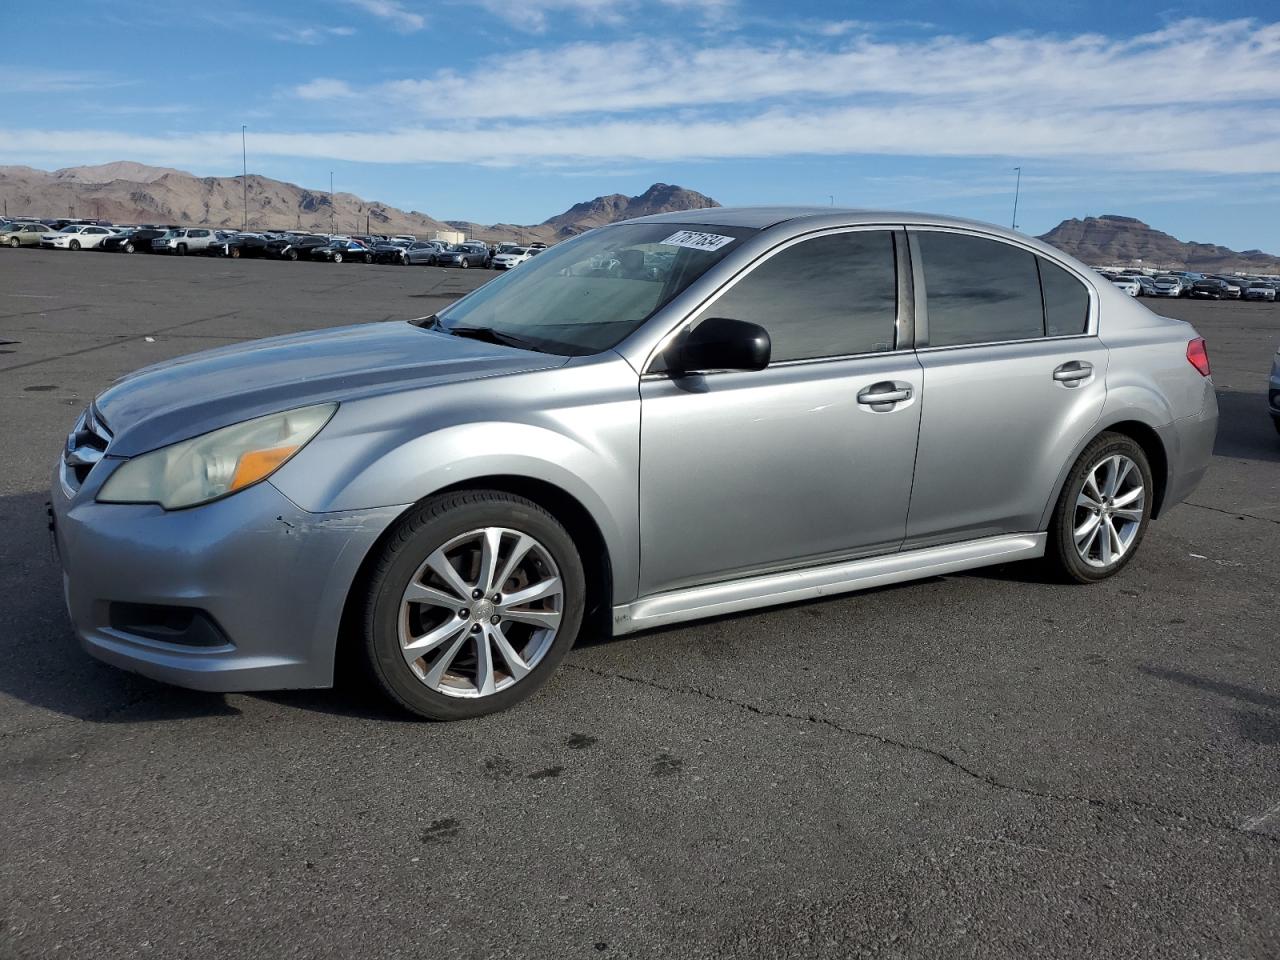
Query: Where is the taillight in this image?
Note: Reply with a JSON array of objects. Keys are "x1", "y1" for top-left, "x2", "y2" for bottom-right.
[{"x1": 1187, "y1": 337, "x2": 1210, "y2": 377}]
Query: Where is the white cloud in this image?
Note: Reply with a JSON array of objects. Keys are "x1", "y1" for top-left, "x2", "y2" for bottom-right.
[
  {"x1": 348, "y1": 0, "x2": 425, "y2": 32},
  {"x1": 326, "y1": 19, "x2": 1280, "y2": 121},
  {"x1": 4, "y1": 18, "x2": 1279, "y2": 179},
  {"x1": 471, "y1": 0, "x2": 734, "y2": 32},
  {"x1": 294, "y1": 78, "x2": 359, "y2": 101},
  {"x1": 276, "y1": 25, "x2": 357, "y2": 45}
]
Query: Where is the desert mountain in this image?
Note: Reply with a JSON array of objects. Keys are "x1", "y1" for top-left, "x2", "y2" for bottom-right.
[
  {"x1": 0, "y1": 163, "x2": 720, "y2": 243},
  {"x1": 1038, "y1": 215, "x2": 1280, "y2": 273}
]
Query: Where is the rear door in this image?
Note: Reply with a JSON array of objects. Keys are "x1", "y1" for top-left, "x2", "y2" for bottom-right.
[
  {"x1": 903, "y1": 228, "x2": 1106, "y2": 547},
  {"x1": 638, "y1": 227, "x2": 923, "y2": 597}
]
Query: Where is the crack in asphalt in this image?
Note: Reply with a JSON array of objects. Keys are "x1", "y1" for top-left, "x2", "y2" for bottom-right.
[
  {"x1": 1184, "y1": 501, "x2": 1280, "y2": 525},
  {"x1": 566, "y1": 662, "x2": 1280, "y2": 846}
]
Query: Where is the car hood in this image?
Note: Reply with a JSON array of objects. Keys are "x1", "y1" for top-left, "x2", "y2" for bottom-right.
[{"x1": 95, "y1": 321, "x2": 567, "y2": 456}]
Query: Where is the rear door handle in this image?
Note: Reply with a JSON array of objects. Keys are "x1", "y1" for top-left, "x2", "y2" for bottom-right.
[
  {"x1": 1053, "y1": 360, "x2": 1093, "y2": 384},
  {"x1": 857, "y1": 382, "x2": 913, "y2": 405}
]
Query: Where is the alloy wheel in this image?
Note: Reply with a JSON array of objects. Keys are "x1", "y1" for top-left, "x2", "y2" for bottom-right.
[
  {"x1": 398, "y1": 526, "x2": 564, "y2": 699},
  {"x1": 1073, "y1": 454, "x2": 1145, "y2": 568}
]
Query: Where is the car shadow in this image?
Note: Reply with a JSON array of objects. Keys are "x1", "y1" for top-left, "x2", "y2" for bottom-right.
[
  {"x1": 1214, "y1": 388, "x2": 1280, "y2": 464},
  {"x1": 1139, "y1": 665, "x2": 1280, "y2": 747}
]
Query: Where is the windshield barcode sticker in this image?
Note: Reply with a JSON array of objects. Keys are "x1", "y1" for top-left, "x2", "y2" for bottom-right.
[{"x1": 660, "y1": 230, "x2": 736, "y2": 252}]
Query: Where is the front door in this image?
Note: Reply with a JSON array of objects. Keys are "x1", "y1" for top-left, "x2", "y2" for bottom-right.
[{"x1": 638, "y1": 227, "x2": 923, "y2": 598}]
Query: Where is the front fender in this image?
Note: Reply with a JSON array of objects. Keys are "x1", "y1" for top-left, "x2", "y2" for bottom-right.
[{"x1": 271, "y1": 367, "x2": 642, "y2": 602}]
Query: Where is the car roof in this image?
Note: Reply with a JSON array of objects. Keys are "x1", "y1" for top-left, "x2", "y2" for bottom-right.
[{"x1": 622, "y1": 205, "x2": 1030, "y2": 233}]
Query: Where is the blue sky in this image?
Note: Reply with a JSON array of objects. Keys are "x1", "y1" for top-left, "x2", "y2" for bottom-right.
[{"x1": 2, "y1": 0, "x2": 1279, "y2": 249}]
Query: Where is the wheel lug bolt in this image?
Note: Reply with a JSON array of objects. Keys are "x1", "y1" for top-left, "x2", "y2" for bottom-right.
[
  {"x1": 470, "y1": 623, "x2": 481, "y2": 632},
  {"x1": 471, "y1": 589, "x2": 483, "y2": 600},
  {"x1": 458, "y1": 608, "x2": 470, "y2": 619},
  {"x1": 491, "y1": 594, "x2": 501, "y2": 603},
  {"x1": 491, "y1": 615, "x2": 501, "y2": 624}
]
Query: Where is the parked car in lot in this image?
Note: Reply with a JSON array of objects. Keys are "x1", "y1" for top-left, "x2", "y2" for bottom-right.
[
  {"x1": 1208, "y1": 276, "x2": 1244, "y2": 299},
  {"x1": 394, "y1": 240, "x2": 446, "y2": 265},
  {"x1": 491, "y1": 246, "x2": 536, "y2": 270},
  {"x1": 1150, "y1": 276, "x2": 1184, "y2": 298},
  {"x1": 1190, "y1": 278, "x2": 1231, "y2": 300},
  {"x1": 1243, "y1": 281, "x2": 1277, "y2": 302},
  {"x1": 264, "y1": 234, "x2": 328, "y2": 261},
  {"x1": 1105, "y1": 274, "x2": 1141, "y2": 297},
  {"x1": 50, "y1": 207, "x2": 1218, "y2": 720},
  {"x1": 41, "y1": 224, "x2": 115, "y2": 250},
  {"x1": 435, "y1": 241, "x2": 491, "y2": 269},
  {"x1": 208, "y1": 232, "x2": 269, "y2": 259},
  {"x1": 311, "y1": 238, "x2": 374, "y2": 263},
  {"x1": 151, "y1": 227, "x2": 216, "y2": 255},
  {"x1": 100, "y1": 227, "x2": 169, "y2": 254},
  {"x1": 1, "y1": 222, "x2": 51, "y2": 247}
]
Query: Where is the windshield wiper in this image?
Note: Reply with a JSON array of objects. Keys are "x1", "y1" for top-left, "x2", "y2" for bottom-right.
[{"x1": 447, "y1": 326, "x2": 541, "y2": 351}]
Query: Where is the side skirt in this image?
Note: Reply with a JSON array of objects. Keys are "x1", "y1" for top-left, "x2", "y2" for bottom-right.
[{"x1": 612, "y1": 533, "x2": 1047, "y2": 635}]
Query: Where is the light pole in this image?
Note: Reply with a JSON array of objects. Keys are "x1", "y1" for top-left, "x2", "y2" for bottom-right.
[
  {"x1": 828, "y1": 195, "x2": 834, "y2": 206},
  {"x1": 241, "y1": 125, "x2": 248, "y2": 230},
  {"x1": 1011, "y1": 166, "x2": 1022, "y2": 231},
  {"x1": 329, "y1": 171, "x2": 334, "y2": 235}
]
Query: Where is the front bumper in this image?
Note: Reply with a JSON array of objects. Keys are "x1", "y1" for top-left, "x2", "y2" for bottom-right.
[{"x1": 51, "y1": 457, "x2": 404, "y2": 691}]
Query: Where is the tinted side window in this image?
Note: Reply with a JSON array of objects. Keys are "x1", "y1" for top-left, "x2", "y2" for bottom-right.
[
  {"x1": 697, "y1": 231, "x2": 898, "y2": 362},
  {"x1": 1038, "y1": 256, "x2": 1089, "y2": 336},
  {"x1": 918, "y1": 232, "x2": 1043, "y2": 346}
]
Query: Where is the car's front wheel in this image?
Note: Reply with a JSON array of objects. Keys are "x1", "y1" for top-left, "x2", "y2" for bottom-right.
[
  {"x1": 333, "y1": 252, "x2": 343, "y2": 263},
  {"x1": 1046, "y1": 432, "x2": 1153, "y2": 583},
  {"x1": 362, "y1": 490, "x2": 585, "y2": 720},
  {"x1": 69, "y1": 240, "x2": 81, "y2": 251},
  {"x1": 8, "y1": 237, "x2": 18, "y2": 248}
]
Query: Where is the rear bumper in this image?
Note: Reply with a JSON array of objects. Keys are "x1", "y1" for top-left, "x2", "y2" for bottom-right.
[
  {"x1": 1161, "y1": 386, "x2": 1218, "y2": 513},
  {"x1": 51, "y1": 459, "x2": 404, "y2": 691}
]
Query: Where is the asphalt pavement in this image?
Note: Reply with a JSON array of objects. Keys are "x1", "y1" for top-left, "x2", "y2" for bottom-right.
[{"x1": 1, "y1": 249, "x2": 1277, "y2": 959}]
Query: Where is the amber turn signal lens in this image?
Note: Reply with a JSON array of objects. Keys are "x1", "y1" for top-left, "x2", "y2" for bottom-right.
[{"x1": 229, "y1": 445, "x2": 299, "y2": 492}]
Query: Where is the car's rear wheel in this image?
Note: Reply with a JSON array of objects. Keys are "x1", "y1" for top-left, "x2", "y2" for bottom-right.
[
  {"x1": 364, "y1": 253, "x2": 373, "y2": 264},
  {"x1": 361, "y1": 490, "x2": 585, "y2": 720},
  {"x1": 1046, "y1": 432, "x2": 1153, "y2": 583}
]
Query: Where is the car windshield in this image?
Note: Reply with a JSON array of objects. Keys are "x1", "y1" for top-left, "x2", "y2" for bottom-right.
[
  {"x1": 59, "y1": 225, "x2": 83, "y2": 233},
  {"x1": 433, "y1": 222, "x2": 755, "y2": 356}
]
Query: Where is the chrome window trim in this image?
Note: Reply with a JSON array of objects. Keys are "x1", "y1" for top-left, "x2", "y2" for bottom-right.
[
  {"x1": 906, "y1": 224, "x2": 1099, "y2": 351},
  {"x1": 641, "y1": 223, "x2": 911, "y2": 377}
]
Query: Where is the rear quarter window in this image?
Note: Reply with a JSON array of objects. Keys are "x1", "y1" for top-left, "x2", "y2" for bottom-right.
[{"x1": 1038, "y1": 257, "x2": 1090, "y2": 336}]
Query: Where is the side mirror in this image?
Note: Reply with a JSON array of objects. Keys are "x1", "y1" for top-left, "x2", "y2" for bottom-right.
[{"x1": 669, "y1": 317, "x2": 771, "y2": 376}]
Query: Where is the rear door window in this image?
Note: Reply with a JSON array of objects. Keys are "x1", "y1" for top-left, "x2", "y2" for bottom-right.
[
  {"x1": 917, "y1": 232, "x2": 1043, "y2": 346},
  {"x1": 1038, "y1": 256, "x2": 1090, "y2": 336}
]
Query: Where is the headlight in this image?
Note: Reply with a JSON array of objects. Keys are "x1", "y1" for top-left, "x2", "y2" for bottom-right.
[{"x1": 97, "y1": 403, "x2": 336, "y2": 509}]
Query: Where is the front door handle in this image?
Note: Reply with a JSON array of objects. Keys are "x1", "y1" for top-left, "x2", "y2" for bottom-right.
[
  {"x1": 1053, "y1": 360, "x2": 1093, "y2": 384},
  {"x1": 857, "y1": 382, "x2": 913, "y2": 405}
]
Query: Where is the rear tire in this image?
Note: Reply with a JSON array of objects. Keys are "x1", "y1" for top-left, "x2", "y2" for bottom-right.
[
  {"x1": 1045, "y1": 432, "x2": 1153, "y2": 584},
  {"x1": 361, "y1": 490, "x2": 586, "y2": 720}
]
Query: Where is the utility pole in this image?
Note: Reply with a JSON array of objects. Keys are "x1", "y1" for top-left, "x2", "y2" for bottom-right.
[
  {"x1": 241, "y1": 125, "x2": 248, "y2": 230},
  {"x1": 1011, "y1": 166, "x2": 1022, "y2": 231},
  {"x1": 828, "y1": 195, "x2": 834, "y2": 206}
]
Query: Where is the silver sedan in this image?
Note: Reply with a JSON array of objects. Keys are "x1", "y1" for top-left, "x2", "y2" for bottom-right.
[{"x1": 52, "y1": 208, "x2": 1218, "y2": 719}]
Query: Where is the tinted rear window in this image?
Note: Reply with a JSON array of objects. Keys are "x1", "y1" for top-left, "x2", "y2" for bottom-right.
[
  {"x1": 1038, "y1": 256, "x2": 1090, "y2": 336},
  {"x1": 918, "y1": 232, "x2": 1043, "y2": 346}
]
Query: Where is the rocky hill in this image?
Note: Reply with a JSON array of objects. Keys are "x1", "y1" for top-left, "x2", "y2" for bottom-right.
[
  {"x1": 1038, "y1": 215, "x2": 1280, "y2": 273},
  {"x1": 0, "y1": 163, "x2": 720, "y2": 244}
]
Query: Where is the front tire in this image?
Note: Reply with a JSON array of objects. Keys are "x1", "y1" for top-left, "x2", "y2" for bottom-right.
[
  {"x1": 361, "y1": 490, "x2": 586, "y2": 720},
  {"x1": 176, "y1": 243, "x2": 187, "y2": 256},
  {"x1": 458, "y1": 257, "x2": 469, "y2": 269},
  {"x1": 333, "y1": 252, "x2": 343, "y2": 263},
  {"x1": 8, "y1": 237, "x2": 18, "y2": 248},
  {"x1": 1045, "y1": 432, "x2": 1153, "y2": 583},
  {"x1": 69, "y1": 240, "x2": 81, "y2": 251}
]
